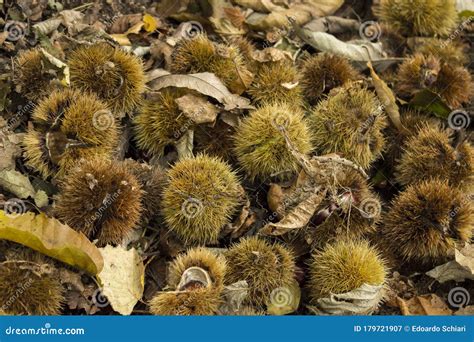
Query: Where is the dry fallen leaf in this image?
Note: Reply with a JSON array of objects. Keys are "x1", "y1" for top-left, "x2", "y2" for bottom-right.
[
  {"x1": 367, "y1": 60, "x2": 408, "y2": 134},
  {"x1": 0, "y1": 169, "x2": 36, "y2": 199},
  {"x1": 149, "y1": 72, "x2": 253, "y2": 110},
  {"x1": 97, "y1": 245, "x2": 145, "y2": 315},
  {"x1": 398, "y1": 294, "x2": 453, "y2": 315},
  {"x1": 291, "y1": 18, "x2": 385, "y2": 62},
  {"x1": 426, "y1": 244, "x2": 474, "y2": 283},
  {"x1": 310, "y1": 284, "x2": 384, "y2": 315},
  {"x1": 261, "y1": 188, "x2": 326, "y2": 236},
  {"x1": 218, "y1": 280, "x2": 249, "y2": 315},
  {"x1": 175, "y1": 94, "x2": 219, "y2": 124},
  {"x1": 0, "y1": 210, "x2": 103, "y2": 274}
]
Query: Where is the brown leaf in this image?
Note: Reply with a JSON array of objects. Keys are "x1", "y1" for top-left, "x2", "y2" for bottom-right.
[
  {"x1": 426, "y1": 244, "x2": 474, "y2": 283},
  {"x1": 367, "y1": 60, "x2": 409, "y2": 134},
  {"x1": 149, "y1": 72, "x2": 253, "y2": 110},
  {"x1": 399, "y1": 294, "x2": 453, "y2": 315},
  {"x1": 175, "y1": 94, "x2": 219, "y2": 124},
  {"x1": 261, "y1": 187, "x2": 326, "y2": 236}
]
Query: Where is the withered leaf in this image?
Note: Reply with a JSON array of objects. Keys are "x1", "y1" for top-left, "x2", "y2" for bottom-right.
[
  {"x1": 309, "y1": 284, "x2": 384, "y2": 315},
  {"x1": 426, "y1": 244, "x2": 474, "y2": 283},
  {"x1": 175, "y1": 94, "x2": 219, "y2": 124},
  {"x1": 261, "y1": 187, "x2": 326, "y2": 236},
  {"x1": 367, "y1": 60, "x2": 408, "y2": 134},
  {"x1": 97, "y1": 245, "x2": 145, "y2": 316},
  {"x1": 149, "y1": 72, "x2": 253, "y2": 110}
]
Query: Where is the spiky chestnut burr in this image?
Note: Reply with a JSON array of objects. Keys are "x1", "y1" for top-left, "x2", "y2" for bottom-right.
[
  {"x1": 161, "y1": 154, "x2": 242, "y2": 245},
  {"x1": 225, "y1": 237, "x2": 295, "y2": 308},
  {"x1": 68, "y1": 42, "x2": 145, "y2": 113},
  {"x1": 415, "y1": 39, "x2": 468, "y2": 65},
  {"x1": 396, "y1": 54, "x2": 473, "y2": 108},
  {"x1": 12, "y1": 49, "x2": 61, "y2": 101},
  {"x1": 54, "y1": 158, "x2": 143, "y2": 246},
  {"x1": 308, "y1": 84, "x2": 387, "y2": 169},
  {"x1": 382, "y1": 179, "x2": 473, "y2": 262},
  {"x1": 308, "y1": 239, "x2": 386, "y2": 304},
  {"x1": 149, "y1": 288, "x2": 221, "y2": 315},
  {"x1": 167, "y1": 247, "x2": 226, "y2": 289},
  {"x1": 133, "y1": 88, "x2": 190, "y2": 156},
  {"x1": 123, "y1": 159, "x2": 167, "y2": 224},
  {"x1": 300, "y1": 53, "x2": 361, "y2": 105},
  {"x1": 194, "y1": 120, "x2": 236, "y2": 161},
  {"x1": 382, "y1": 109, "x2": 440, "y2": 171},
  {"x1": 395, "y1": 124, "x2": 474, "y2": 190},
  {"x1": 149, "y1": 247, "x2": 226, "y2": 315},
  {"x1": 170, "y1": 35, "x2": 252, "y2": 94},
  {"x1": 233, "y1": 102, "x2": 313, "y2": 180},
  {"x1": 23, "y1": 88, "x2": 118, "y2": 178},
  {"x1": 0, "y1": 249, "x2": 64, "y2": 315},
  {"x1": 247, "y1": 61, "x2": 303, "y2": 105},
  {"x1": 377, "y1": 0, "x2": 457, "y2": 37}
]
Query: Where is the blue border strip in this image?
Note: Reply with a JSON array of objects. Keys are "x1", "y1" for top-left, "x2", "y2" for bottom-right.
[{"x1": 0, "y1": 315, "x2": 472, "y2": 342}]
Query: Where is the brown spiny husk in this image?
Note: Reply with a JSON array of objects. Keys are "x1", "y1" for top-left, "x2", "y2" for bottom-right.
[
  {"x1": 161, "y1": 154, "x2": 242, "y2": 245},
  {"x1": 54, "y1": 158, "x2": 143, "y2": 246},
  {"x1": 382, "y1": 179, "x2": 473, "y2": 262},
  {"x1": 69, "y1": 42, "x2": 145, "y2": 113},
  {"x1": 395, "y1": 124, "x2": 474, "y2": 191},
  {"x1": 225, "y1": 237, "x2": 295, "y2": 308},
  {"x1": 22, "y1": 88, "x2": 118, "y2": 178},
  {"x1": 308, "y1": 84, "x2": 387, "y2": 169},
  {"x1": 300, "y1": 53, "x2": 361, "y2": 105},
  {"x1": 0, "y1": 249, "x2": 64, "y2": 315}
]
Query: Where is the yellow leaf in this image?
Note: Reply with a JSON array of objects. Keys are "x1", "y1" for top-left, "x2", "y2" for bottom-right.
[
  {"x1": 0, "y1": 210, "x2": 103, "y2": 275},
  {"x1": 143, "y1": 13, "x2": 158, "y2": 33},
  {"x1": 97, "y1": 245, "x2": 145, "y2": 315},
  {"x1": 109, "y1": 33, "x2": 131, "y2": 46}
]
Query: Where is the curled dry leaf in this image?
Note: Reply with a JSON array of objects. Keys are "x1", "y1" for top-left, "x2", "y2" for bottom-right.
[
  {"x1": 0, "y1": 210, "x2": 104, "y2": 275},
  {"x1": 149, "y1": 72, "x2": 253, "y2": 110},
  {"x1": 97, "y1": 245, "x2": 145, "y2": 315},
  {"x1": 0, "y1": 119, "x2": 22, "y2": 171},
  {"x1": 39, "y1": 48, "x2": 70, "y2": 86},
  {"x1": 426, "y1": 244, "x2": 474, "y2": 283},
  {"x1": 243, "y1": 0, "x2": 344, "y2": 31},
  {"x1": 291, "y1": 18, "x2": 385, "y2": 62},
  {"x1": 218, "y1": 280, "x2": 249, "y2": 315},
  {"x1": 367, "y1": 60, "x2": 408, "y2": 134},
  {"x1": 398, "y1": 294, "x2": 452, "y2": 315},
  {"x1": 175, "y1": 94, "x2": 219, "y2": 124},
  {"x1": 304, "y1": 16, "x2": 359, "y2": 34},
  {"x1": 261, "y1": 188, "x2": 326, "y2": 236},
  {"x1": 309, "y1": 284, "x2": 384, "y2": 315},
  {"x1": 176, "y1": 129, "x2": 194, "y2": 160},
  {"x1": 0, "y1": 169, "x2": 35, "y2": 199}
]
